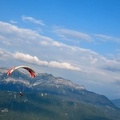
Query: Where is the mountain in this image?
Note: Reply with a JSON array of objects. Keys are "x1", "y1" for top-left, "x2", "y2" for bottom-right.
[
  {"x1": 1, "y1": 91, "x2": 120, "y2": 120},
  {"x1": 0, "y1": 67, "x2": 120, "y2": 120},
  {"x1": 112, "y1": 99, "x2": 120, "y2": 108},
  {"x1": 0, "y1": 67, "x2": 116, "y2": 108}
]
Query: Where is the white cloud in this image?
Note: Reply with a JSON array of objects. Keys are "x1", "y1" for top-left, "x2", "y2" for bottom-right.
[
  {"x1": 13, "y1": 52, "x2": 81, "y2": 71},
  {"x1": 0, "y1": 21, "x2": 37, "y2": 38},
  {"x1": 1, "y1": 21, "x2": 120, "y2": 75},
  {"x1": 0, "y1": 35, "x2": 12, "y2": 46},
  {"x1": 22, "y1": 15, "x2": 45, "y2": 26},
  {"x1": 54, "y1": 27, "x2": 120, "y2": 45},
  {"x1": 0, "y1": 21, "x2": 41, "y2": 48},
  {"x1": 48, "y1": 61, "x2": 81, "y2": 71},
  {"x1": 40, "y1": 40, "x2": 64, "y2": 47},
  {"x1": 54, "y1": 27, "x2": 93, "y2": 42},
  {"x1": 0, "y1": 49, "x2": 12, "y2": 61},
  {"x1": 1, "y1": 21, "x2": 120, "y2": 98},
  {"x1": 93, "y1": 34, "x2": 113, "y2": 41},
  {"x1": 0, "y1": 21, "x2": 119, "y2": 73},
  {"x1": 93, "y1": 33, "x2": 120, "y2": 43},
  {"x1": 13, "y1": 52, "x2": 48, "y2": 65}
]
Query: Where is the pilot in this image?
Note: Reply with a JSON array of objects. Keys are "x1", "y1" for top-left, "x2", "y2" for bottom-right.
[{"x1": 19, "y1": 92, "x2": 24, "y2": 97}]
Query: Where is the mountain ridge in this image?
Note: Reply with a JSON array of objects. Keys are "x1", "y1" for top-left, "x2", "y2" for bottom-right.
[
  {"x1": 0, "y1": 67, "x2": 117, "y2": 109},
  {"x1": 0, "y1": 67, "x2": 120, "y2": 120}
]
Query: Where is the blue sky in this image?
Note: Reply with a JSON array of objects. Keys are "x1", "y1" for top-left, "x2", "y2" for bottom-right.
[{"x1": 0, "y1": 0, "x2": 120, "y2": 99}]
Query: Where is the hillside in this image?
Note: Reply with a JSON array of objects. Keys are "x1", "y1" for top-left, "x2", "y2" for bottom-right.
[
  {"x1": 112, "y1": 99, "x2": 120, "y2": 108},
  {"x1": 0, "y1": 91, "x2": 120, "y2": 120},
  {"x1": 0, "y1": 67, "x2": 120, "y2": 120}
]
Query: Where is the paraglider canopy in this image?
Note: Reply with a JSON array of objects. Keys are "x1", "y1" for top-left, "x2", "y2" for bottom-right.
[{"x1": 7, "y1": 65, "x2": 36, "y2": 78}]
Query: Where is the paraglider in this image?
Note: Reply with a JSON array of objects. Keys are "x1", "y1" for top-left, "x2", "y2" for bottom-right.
[
  {"x1": 7, "y1": 65, "x2": 36, "y2": 96},
  {"x1": 19, "y1": 91, "x2": 24, "y2": 97},
  {"x1": 7, "y1": 65, "x2": 36, "y2": 78}
]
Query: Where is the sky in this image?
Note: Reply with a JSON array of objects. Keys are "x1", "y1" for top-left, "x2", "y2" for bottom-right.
[{"x1": 0, "y1": 0, "x2": 120, "y2": 99}]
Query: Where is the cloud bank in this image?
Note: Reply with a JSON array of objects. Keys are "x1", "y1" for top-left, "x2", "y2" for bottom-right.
[
  {"x1": 13, "y1": 52, "x2": 81, "y2": 71},
  {"x1": 0, "y1": 20, "x2": 120, "y2": 99}
]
